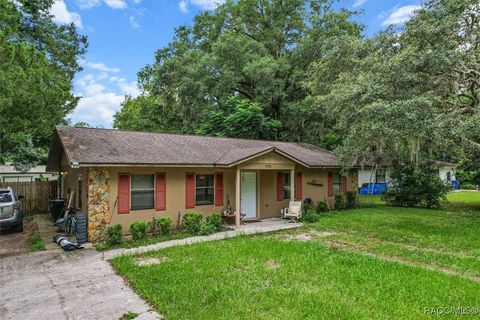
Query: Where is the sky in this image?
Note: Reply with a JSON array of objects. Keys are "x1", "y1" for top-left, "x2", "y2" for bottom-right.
[{"x1": 50, "y1": 0, "x2": 423, "y2": 128}]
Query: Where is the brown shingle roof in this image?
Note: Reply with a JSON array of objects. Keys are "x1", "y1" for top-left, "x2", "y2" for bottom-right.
[{"x1": 47, "y1": 126, "x2": 341, "y2": 170}]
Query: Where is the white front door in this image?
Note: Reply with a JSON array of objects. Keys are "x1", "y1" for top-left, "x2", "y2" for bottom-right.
[{"x1": 241, "y1": 172, "x2": 257, "y2": 219}]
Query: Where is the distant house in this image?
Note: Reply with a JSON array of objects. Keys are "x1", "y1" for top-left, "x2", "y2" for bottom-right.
[
  {"x1": 357, "y1": 158, "x2": 457, "y2": 194},
  {"x1": 0, "y1": 165, "x2": 59, "y2": 183},
  {"x1": 46, "y1": 126, "x2": 357, "y2": 241}
]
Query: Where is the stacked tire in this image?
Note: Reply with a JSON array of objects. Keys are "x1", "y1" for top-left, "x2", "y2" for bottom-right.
[{"x1": 75, "y1": 213, "x2": 88, "y2": 244}]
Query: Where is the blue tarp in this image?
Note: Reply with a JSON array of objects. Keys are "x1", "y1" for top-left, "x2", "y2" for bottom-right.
[
  {"x1": 358, "y1": 183, "x2": 388, "y2": 195},
  {"x1": 451, "y1": 180, "x2": 460, "y2": 190}
]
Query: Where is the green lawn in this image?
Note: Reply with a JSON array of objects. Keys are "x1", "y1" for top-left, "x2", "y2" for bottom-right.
[{"x1": 112, "y1": 191, "x2": 480, "y2": 319}]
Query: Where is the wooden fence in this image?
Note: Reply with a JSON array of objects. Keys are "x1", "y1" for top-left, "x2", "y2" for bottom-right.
[{"x1": 0, "y1": 181, "x2": 58, "y2": 215}]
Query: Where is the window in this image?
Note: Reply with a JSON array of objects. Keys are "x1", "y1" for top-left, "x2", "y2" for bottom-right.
[
  {"x1": 196, "y1": 174, "x2": 214, "y2": 205},
  {"x1": 375, "y1": 169, "x2": 386, "y2": 183},
  {"x1": 332, "y1": 173, "x2": 342, "y2": 194},
  {"x1": 131, "y1": 174, "x2": 155, "y2": 210},
  {"x1": 283, "y1": 173, "x2": 291, "y2": 200},
  {"x1": 77, "y1": 174, "x2": 83, "y2": 209}
]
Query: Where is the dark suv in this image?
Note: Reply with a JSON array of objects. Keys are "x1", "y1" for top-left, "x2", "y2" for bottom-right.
[{"x1": 0, "y1": 187, "x2": 24, "y2": 233}]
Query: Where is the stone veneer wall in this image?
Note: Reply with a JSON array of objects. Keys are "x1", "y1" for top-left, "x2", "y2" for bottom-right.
[{"x1": 87, "y1": 167, "x2": 111, "y2": 242}]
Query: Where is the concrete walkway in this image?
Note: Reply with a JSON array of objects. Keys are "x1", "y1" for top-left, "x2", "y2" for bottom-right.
[
  {"x1": 104, "y1": 218, "x2": 302, "y2": 259},
  {"x1": 0, "y1": 218, "x2": 300, "y2": 320}
]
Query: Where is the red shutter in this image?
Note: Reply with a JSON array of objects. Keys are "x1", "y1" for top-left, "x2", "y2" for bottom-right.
[
  {"x1": 296, "y1": 172, "x2": 302, "y2": 200},
  {"x1": 327, "y1": 172, "x2": 333, "y2": 197},
  {"x1": 156, "y1": 172, "x2": 166, "y2": 211},
  {"x1": 118, "y1": 173, "x2": 130, "y2": 214},
  {"x1": 215, "y1": 172, "x2": 224, "y2": 206},
  {"x1": 277, "y1": 172, "x2": 284, "y2": 201},
  {"x1": 185, "y1": 172, "x2": 195, "y2": 209},
  {"x1": 342, "y1": 176, "x2": 348, "y2": 194}
]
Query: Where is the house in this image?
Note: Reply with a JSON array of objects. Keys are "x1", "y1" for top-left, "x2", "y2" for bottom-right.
[
  {"x1": 46, "y1": 126, "x2": 356, "y2": 241},
  {"x1": 357, "y1": 159, "x2": 457, "y2": 194},
  {"x1": 0, "y1": 165, "x2": 59, "y2": 183}
]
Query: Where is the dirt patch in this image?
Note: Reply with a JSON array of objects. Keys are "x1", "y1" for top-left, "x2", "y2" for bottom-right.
[
  {"x1": 0, "y1": 218, "x2": 37, "y2": 257},
  {"x1": 264, "y1": 259, "x2": 280, "y2": 270},
  {"x1": 276, "y1": 230, "x2": 336, "y2": 242},
  {"x1": 134, "y1": 255, "x2": 170, "y2": 266}
]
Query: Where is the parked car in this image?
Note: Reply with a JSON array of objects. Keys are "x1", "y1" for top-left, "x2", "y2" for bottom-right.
[{"x1": 0, "y1": 187, "x2": 24, "y2": 233}]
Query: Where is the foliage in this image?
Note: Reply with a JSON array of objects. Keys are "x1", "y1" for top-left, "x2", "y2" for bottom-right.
[
  {"x1": 104, "y1": 224, "x2": 123, "y2": 246},
  {"x1": 199, "y1": 222, "x2": 216, "y2": 235},
  {"x1": 129, "y1": 221, "x2": 149, "y2": 241},
  {"x1": 334, "y1": 193, "x2": 346, "y2": 210},
  {"x1": 196, "y1": 97, "x2": 281, "y2": 140},
  {"x1": 0, "y1": 0, "x2": 87, "y2": 170},
  {"x1": 456, "y1": 157, "x2": 480, "y2": 187},
  {"x1": 301, "y1": 209, "x2": 320, "y2": 223},
  {"x1": 182, "y1": 212, "x2": 203, "y2": 235},
  {"x1": 26, "y1": 234, "x2": 46, "y2": 252},
  {"x1": 119, "y1": 311, "x2": 139, "y2": 320},
  {"x1": 114, "y1": 0, "x2": 362, "y2": 146},
  {"x1": 306, "y1": 0, "x2": 480, "y2": 165},
  {"x1": 315, "y1": 199, "x2": 330, "y2": 212},
  {"x1": 206, "y1": 213, "x2": 222, "y2": 232},
  {"x1": 345, "y1": 191, "x2": 358, "y2": 209},
  {"x1": 150, "y1": 217, "x2": 172, "y2": 236},
  {"x1": 382, "y1": 162, "x2": 452, "y2": 208},
  {"x1": 461, "y1": 183, "x2": 478, "y2": 190}
]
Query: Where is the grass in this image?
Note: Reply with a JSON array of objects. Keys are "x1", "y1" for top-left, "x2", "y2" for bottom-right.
[
  {"x1": 112, "y1": 191, "x2": 480, "y2": 319},
  {"x1": 26, "y1": 233, "x2": 45, "y2": 252},
  {"x1": 119, "y1": 311, "x2": 139, "y2": 320}
]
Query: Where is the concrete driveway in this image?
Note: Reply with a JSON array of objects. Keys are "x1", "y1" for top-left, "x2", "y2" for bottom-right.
[{"x1": 0, "y1": 249, "x2": 160, "y2": 320}]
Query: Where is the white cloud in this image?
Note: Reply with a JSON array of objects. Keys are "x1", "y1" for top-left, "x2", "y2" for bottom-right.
[
  {"x1": 382, "y1": 5, "x2": 421, "y2": 26},
  {"x1": 352, "y1": 0, "x2": 367, "y2": 8},
  {"x1": 85, "y1": 62, "x2": 120, "y2": 73},
  {"x1": 104, "y1": 0, "x2": 127, "y2": 9},
  {"x1": 129, "y1": 16, "x2": 140, "y2": 28},
  {"x1": 51, "y1": 0, "x2": 83, "y2": 29},
  {"x1": 179, "y1": 0, "x2": 188, "y2": 13},
  {"x1": 71, "y1": 68, "x2": 140, "y2": 127},
  {"x1": 132, "y1": 0, "x2": 141, "y2": 3},
  {"x1": 74, "y1": 0, "x2": 101, "y2": 9},
  {"x1": 179, "y1": 0, "x2": 224, "y2": 12}
]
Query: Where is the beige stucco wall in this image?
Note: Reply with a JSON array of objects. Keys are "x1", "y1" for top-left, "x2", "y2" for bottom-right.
[{"x1": 108, "y1": 167, "x2": 236, "y2": 231}]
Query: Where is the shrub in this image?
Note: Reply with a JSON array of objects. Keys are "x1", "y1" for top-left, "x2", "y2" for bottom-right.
[
  {"x1": 302, "y1": 203, "x2": 313, "y2": 214},
  {"x1": 334, "y1": 193, "x2": 346, "y2": 210},
  {"x1": 151, "y1": 216, "x2": 172, "y2": 236},
  {"x1": 301, "y1": 209, "x2": 320, "y2": 223},
  {"x1": 183, "y1": 212, "x2": 203, "y2": 235},
  {"x1": 199, "y1": 222, "x2": 216, "y2": 235},
  {"x1": 206, "y1": 213, "x2": 222, "y2": 231},
  {"x1": 345, "y1": 191, "x2": 358, "y2": 209},
  {"x1": 104, "y1": 224, "x2": 123, "y2": 246},
  {"x1": 26, "y1": 234, "x2": 46, "y2": 251},
  {"x1": 461, "y1": 183, "x2": 477, "y2": 190},
  {"x1": 130, "y1": 221, "x2": 149, "y2": 241},
  {"x1": 382, "y1": 162, "x2": 452, "y2": 208},
  {"x1": 315, "y1": 199, "x2": 330, "y2": 213}
]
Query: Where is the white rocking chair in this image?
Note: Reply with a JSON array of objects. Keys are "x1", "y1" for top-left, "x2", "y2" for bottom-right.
[{"x1": 282, "y1": 201, "x2": 302, "y2": 222}]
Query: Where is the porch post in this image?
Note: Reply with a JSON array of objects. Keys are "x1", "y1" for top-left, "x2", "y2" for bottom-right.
[
  {"x1": 290, "y1": 169, "x2": 295, "y2": 201},
  {"x1": 235, "y1": 167, "x2": 241, "y2": 229}
]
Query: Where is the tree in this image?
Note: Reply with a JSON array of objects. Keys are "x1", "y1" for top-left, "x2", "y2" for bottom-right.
[
  {"x1": 306, "y1": 0, "x2": 480, "y2": 165},
  {"x1": 114, "y1": 0, "x2": 362, "y2": 145},
  {"x1": 0, "y1": 0, "x2": 87, "y2": 171},
  {"x1": 196, "y1": 96, "x2": 281, "y2": 140}
]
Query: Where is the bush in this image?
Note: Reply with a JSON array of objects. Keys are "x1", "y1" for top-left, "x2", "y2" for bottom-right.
[
  {"x1": 382, "y1": 162, "x2": 452, "y2": 208},
  {"x1": 302, "y1": 203, "x2": 313, "y2": 214},
  {"x1": 130, "y1": 221, "x2": 149, "y2": 241},
  {"x1": 26, "y1": 234, "x2": 46, "y2": 251},
  {"x1": 199, "y1": 222, "x2": 216, "y2": 235},
  {"x1": 206, "y1": 213, "x2": 222, "y2": 231},
  {"x1": 104, "y1": 224, "x2": 123, "y2": 246},
  {"x1": 315, "y1": 199, "x2": 330, "y2": 213},
  {"x1": 151, "y1": 216, "x2": 172, "y2": 236},
  {"x1": 301, "y1": 209, "x2": 320, "y2": 223},
  {"x1": 461, "y1": 182, "x2": 477, "y2": 190},
  {"x1": 345, "y1": 191, "x2": 358, "y2": 209},
  {"x1": 334, "y1": 193, "x2": 346, "y2": 210},
  {"x1": 183, "y1": 212, "x2": 203, "y2": 235}
]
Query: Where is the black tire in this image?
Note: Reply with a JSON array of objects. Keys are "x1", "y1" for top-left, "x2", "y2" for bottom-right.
[
  {"x1": 16, "y1": 219, "x2": 23, "y2": 233},
  {"x1": 65, "y1": 218, "x2": 72, "y2": 236}
]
